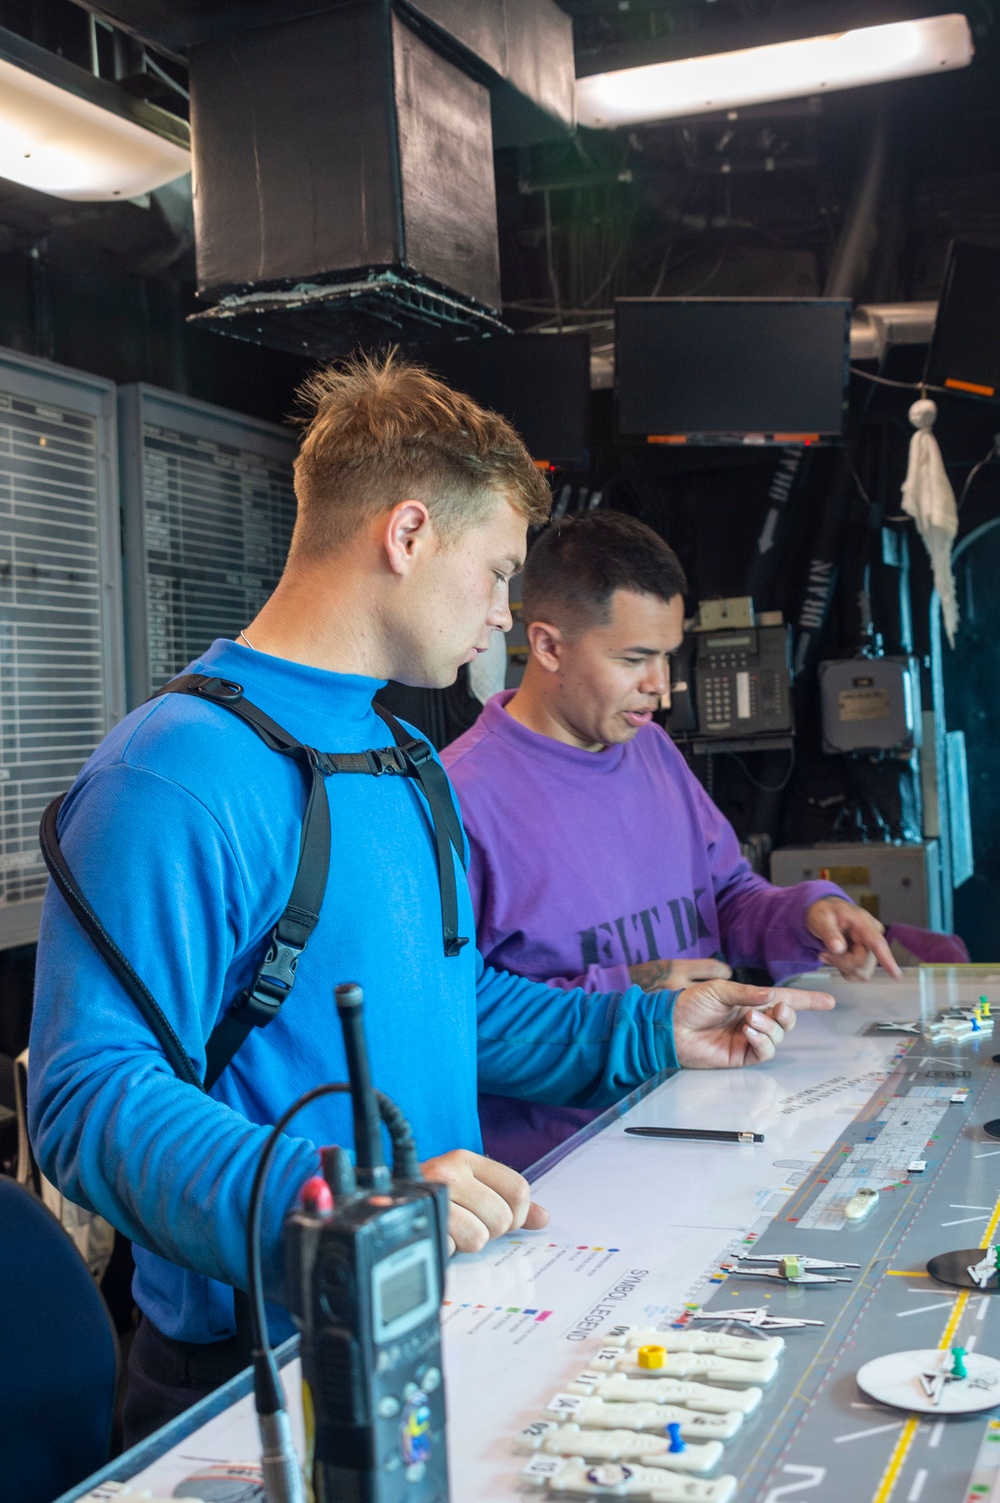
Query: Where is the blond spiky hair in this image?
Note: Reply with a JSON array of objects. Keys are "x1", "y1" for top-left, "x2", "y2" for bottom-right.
[{"x1": 291, "y1": 348, "x2": 551, "y2": 553}]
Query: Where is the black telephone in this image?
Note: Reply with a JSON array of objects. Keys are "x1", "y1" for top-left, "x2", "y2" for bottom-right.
[{"x1": 664, "y1": 626, "x2": 793, "y2": 742}]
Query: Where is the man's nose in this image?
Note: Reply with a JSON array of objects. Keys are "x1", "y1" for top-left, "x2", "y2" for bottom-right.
[
  {"x1": 640, "y1": 659, "x2": 669, "y2": 697},
  {"x1": 488, "y1": 602, "x2": 513, "y2": 633}
]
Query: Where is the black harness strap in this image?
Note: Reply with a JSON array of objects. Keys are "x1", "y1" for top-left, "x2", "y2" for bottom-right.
[
  {"x1": 39, "y1": 793, "x2": 204, "y2": 1091},
  {"x1": 372, "y1": 704, "x2": 467, "y2": 958},
  {"x1": 156, "y1": 677, "x2": 336, "y2": 1091},
  {"x1": 39, "y1": 673, "x2": 469, "y2": 1094}
]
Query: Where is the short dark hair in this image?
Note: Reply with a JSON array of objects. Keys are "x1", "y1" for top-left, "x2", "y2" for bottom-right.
[{"x1": 522, "y1": 511, "x2": 687, "y2": 633}]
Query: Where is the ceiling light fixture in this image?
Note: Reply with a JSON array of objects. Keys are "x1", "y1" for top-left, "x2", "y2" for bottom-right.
[
  {"x1": 576, "y1": 14, "x2": 974, "y2": 129},
  {"x1": 0, "y1": 53, "x2": 190, "y2": 200}
]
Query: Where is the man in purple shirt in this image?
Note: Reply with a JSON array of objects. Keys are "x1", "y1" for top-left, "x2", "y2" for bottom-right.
[{"x1": 443, "y1": 511, "x2": 898, "y2": 1169}]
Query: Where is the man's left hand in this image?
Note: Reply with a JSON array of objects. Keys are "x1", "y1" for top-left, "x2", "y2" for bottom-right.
[
  {"x1": 805, "y1": 897, "x2": 902, "y2": 980},
  {"x1": 672, "y1": 979, "x2": 835, "y2": 1069}
]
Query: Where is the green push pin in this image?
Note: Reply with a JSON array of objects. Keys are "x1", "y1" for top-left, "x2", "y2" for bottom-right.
[{"x1": 951, "y1": 1345, "x2": 968, "y2": 1380}]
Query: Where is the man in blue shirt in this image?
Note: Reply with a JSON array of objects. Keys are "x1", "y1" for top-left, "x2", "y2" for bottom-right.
[{"x1": 29, "y1": 354, "x2": 833, "y2": 1440}]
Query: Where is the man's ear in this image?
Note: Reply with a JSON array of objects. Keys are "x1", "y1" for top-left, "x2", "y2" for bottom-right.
[
  {"x1": 525, "y1": 619, "x2": 565, "y2": 672},
  {"x1": 382, "y1": 499, "x2": 433, "y2": 577}
]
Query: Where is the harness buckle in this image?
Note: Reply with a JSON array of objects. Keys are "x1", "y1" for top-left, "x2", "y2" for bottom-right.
[
  {"x1": 366, "y1": 746, "x2": 401, "y2": 776},
  {"x1": 402, "y1": 739, "x2": 434, "y2": 768},
  {"x1": 195, "y1": 678, "x2": 244, "y2": 702},
  {"x1": 238, "y1": 934, "x2": 304, "y2": 1026}
]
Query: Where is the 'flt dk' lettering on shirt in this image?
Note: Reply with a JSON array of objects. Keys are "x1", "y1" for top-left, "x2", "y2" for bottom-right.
[{"x1": 579, "y1": 891, "x2": 714, "y2": 970}]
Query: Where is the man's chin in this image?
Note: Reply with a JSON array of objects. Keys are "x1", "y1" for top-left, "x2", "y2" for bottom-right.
[
  {"x1": 604, "y1": 715, "x2": 643, "y2": 739},
  {"x1": 598, "y1": 721, "x2": 640, "y2": 747},
  {"x1": 391, "y1": 664, "x2": 460, "y2": 690}
]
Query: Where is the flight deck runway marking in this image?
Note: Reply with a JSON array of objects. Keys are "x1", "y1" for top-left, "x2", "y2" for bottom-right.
[
  {"x1": 905, "y1": 1467, "x2": 927, "y2": 1502},
  {"x1": 896, "y1": 1302, "x2": 958, "y2": 1318},
  {"x1": 835, "y1": 1422, "x2": 905, "y2": 1444},
  {"x1": 870, "y1": 1187, "x2": 1000, "y2": 1501}
]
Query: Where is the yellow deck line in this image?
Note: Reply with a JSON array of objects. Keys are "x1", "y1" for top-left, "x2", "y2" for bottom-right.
[
  {"x1": 885, "y1": 1270, "x2": 928, "y2": 1277},
  {"x1": 870, "y1": 1194, "x2": 1000, "y2": 1502}
]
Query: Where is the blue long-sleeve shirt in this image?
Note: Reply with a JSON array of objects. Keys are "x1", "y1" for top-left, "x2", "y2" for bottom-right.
[{"x1": 29, "y1": 639, "x2": 676, "y2": 1344}]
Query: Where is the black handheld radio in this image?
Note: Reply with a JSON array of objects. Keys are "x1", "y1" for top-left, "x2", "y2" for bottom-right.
[{"x1": 283, "y1": 983, "x2": 450, "y2": 1503}]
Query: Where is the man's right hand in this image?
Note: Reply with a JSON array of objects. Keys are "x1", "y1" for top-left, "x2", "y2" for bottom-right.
[
  {"x1": 420, "y1": 1148, "x2": 549, "y2": 1255},
  {"x1": 628, "y1": 956, "x2": 733, "y2": 992}
]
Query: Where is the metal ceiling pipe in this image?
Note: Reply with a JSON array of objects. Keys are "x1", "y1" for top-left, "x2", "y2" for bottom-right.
[{"x1": 823, "y1": 102, "x2": 891, "y2": 300}]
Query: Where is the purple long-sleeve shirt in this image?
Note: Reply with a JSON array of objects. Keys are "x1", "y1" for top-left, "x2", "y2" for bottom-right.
[{"x1": 443, "y1": 691, "x2": 846, "y2": 1169}]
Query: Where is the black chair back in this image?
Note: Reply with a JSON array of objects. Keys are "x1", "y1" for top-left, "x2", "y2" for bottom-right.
[{"x1": 0, "y1": 1176, "x2": 118, "y2": 1503}]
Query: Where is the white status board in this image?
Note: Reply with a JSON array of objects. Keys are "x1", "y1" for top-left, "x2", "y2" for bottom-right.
[
  {"x1": 91, "y1": 968, "x2": 990, "y2": 1503},
  {"x1": 441, "y1": 974, "x2": 913, "y2": 1502},
  {"x1": 0, "y1": 350, "x2": 123, "y2": 949},
  {"x1": 118, "y1": 386, "x2": 297, "y2": 704}
]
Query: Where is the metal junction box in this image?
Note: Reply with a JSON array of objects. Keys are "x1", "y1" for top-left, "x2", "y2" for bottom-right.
[
  {"x1": 770, "y1": 841, "x2": 943, "y2": 930},
  {"x1": 818, "y1": 656, "x2": 922, "y2": 755}
]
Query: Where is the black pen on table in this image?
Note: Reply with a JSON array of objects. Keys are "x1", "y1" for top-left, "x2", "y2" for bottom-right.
[{"x1": 625, "y1": 1126, "x2": 764, "y2": 1144}]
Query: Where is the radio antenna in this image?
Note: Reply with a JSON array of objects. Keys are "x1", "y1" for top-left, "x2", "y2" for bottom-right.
[{"x1": 335, "y1": 983, "x2": 391, "y2": 1190}]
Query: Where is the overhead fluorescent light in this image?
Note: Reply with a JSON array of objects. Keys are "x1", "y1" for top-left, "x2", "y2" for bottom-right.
[
  {"x1": 576, "y1": 14, "x2": 974, "y2": 128},
  {"x1": 0, "y1": 52, "x2": 190, "y2": 200}
]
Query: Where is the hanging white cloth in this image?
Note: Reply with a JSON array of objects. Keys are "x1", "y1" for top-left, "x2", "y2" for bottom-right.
[{"x1": 901, "y1": 398, "x2": 959, "y2": 647}]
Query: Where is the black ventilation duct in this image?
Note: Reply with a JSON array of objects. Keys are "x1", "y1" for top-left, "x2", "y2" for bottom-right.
[{"x1": 175, "y1": 0, "x2": 573, "y2": 356}]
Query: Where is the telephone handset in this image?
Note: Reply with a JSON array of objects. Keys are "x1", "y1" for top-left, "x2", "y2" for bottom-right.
[
  {"x1": 663, "y1": 626, "x2": 793, "y2": 742},
  {"x1": 662, "y1": 635, "x2": 698, "y2": 734}
]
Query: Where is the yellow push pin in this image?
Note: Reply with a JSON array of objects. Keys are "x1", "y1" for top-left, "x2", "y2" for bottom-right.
[
  {"x1": 981, "y1": 996, "x2": 992, "y2": 1019},
  {"x1": 637, "y1": 1344, "x2": 666, "y2": 1370}
]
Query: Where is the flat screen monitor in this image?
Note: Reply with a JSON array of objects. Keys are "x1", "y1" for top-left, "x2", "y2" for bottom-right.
[
  {"x1": 926, "y1": 241, "x2": 1000, "y2": 402},
  {"x1": 615, "y1": 298, "x2": 851, "y2": 444},
  {"x1": 407, "y1": 332, "x2": 590, "y2": 468}
]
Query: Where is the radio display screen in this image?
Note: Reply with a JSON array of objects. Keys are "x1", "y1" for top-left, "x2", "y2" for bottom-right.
[{"x1": 379, "y1": 1258, "x2": 430, "y2": 1328}]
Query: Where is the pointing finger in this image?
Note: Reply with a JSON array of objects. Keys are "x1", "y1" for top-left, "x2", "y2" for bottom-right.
[
  {"x1": 764, "y1": 986, "x2": 836, "y2": 1013},
  {"x1": 865, "y1": 928, "x2": 902, "y2": 979}
]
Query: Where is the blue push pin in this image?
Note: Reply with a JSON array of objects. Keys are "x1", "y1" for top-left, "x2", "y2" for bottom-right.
[{"x1": 666, "y1": 1421, "x2": 686, "y2": 1454}]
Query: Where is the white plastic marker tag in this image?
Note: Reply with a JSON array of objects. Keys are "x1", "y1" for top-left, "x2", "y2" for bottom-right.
[
  {"x1": 527, "y1": 1426, "x2": 725, "y2": 1476},
  {"x1": 516, "y1": 1419, "x2": 560, "y2": 1450},
  {"x1": 570, "y1": 1396, "x2": 743, "y2": 1441},
  {"x1": 546, "y1": 1392, "x2": 586, "y2": 1415},
  {"x1": 604, "y1": 1325, "x2": 784, "y2": 1359},
  {"x1": 572, "y1": 1372, "x2": 762, "y2": 1416},
  {"x1": 520, "y1": 1455, "x2": 567, "y2": 1480},
  {"x1": 614, "y1": 1348, "x2": 777, "y2": 1387},
  {"x1": 545, "y1": 1457, "x2": 738, "y2": 1501},
  {"x1": 590, "y1": 1346, "x2": 626, "y2": 1370}
]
